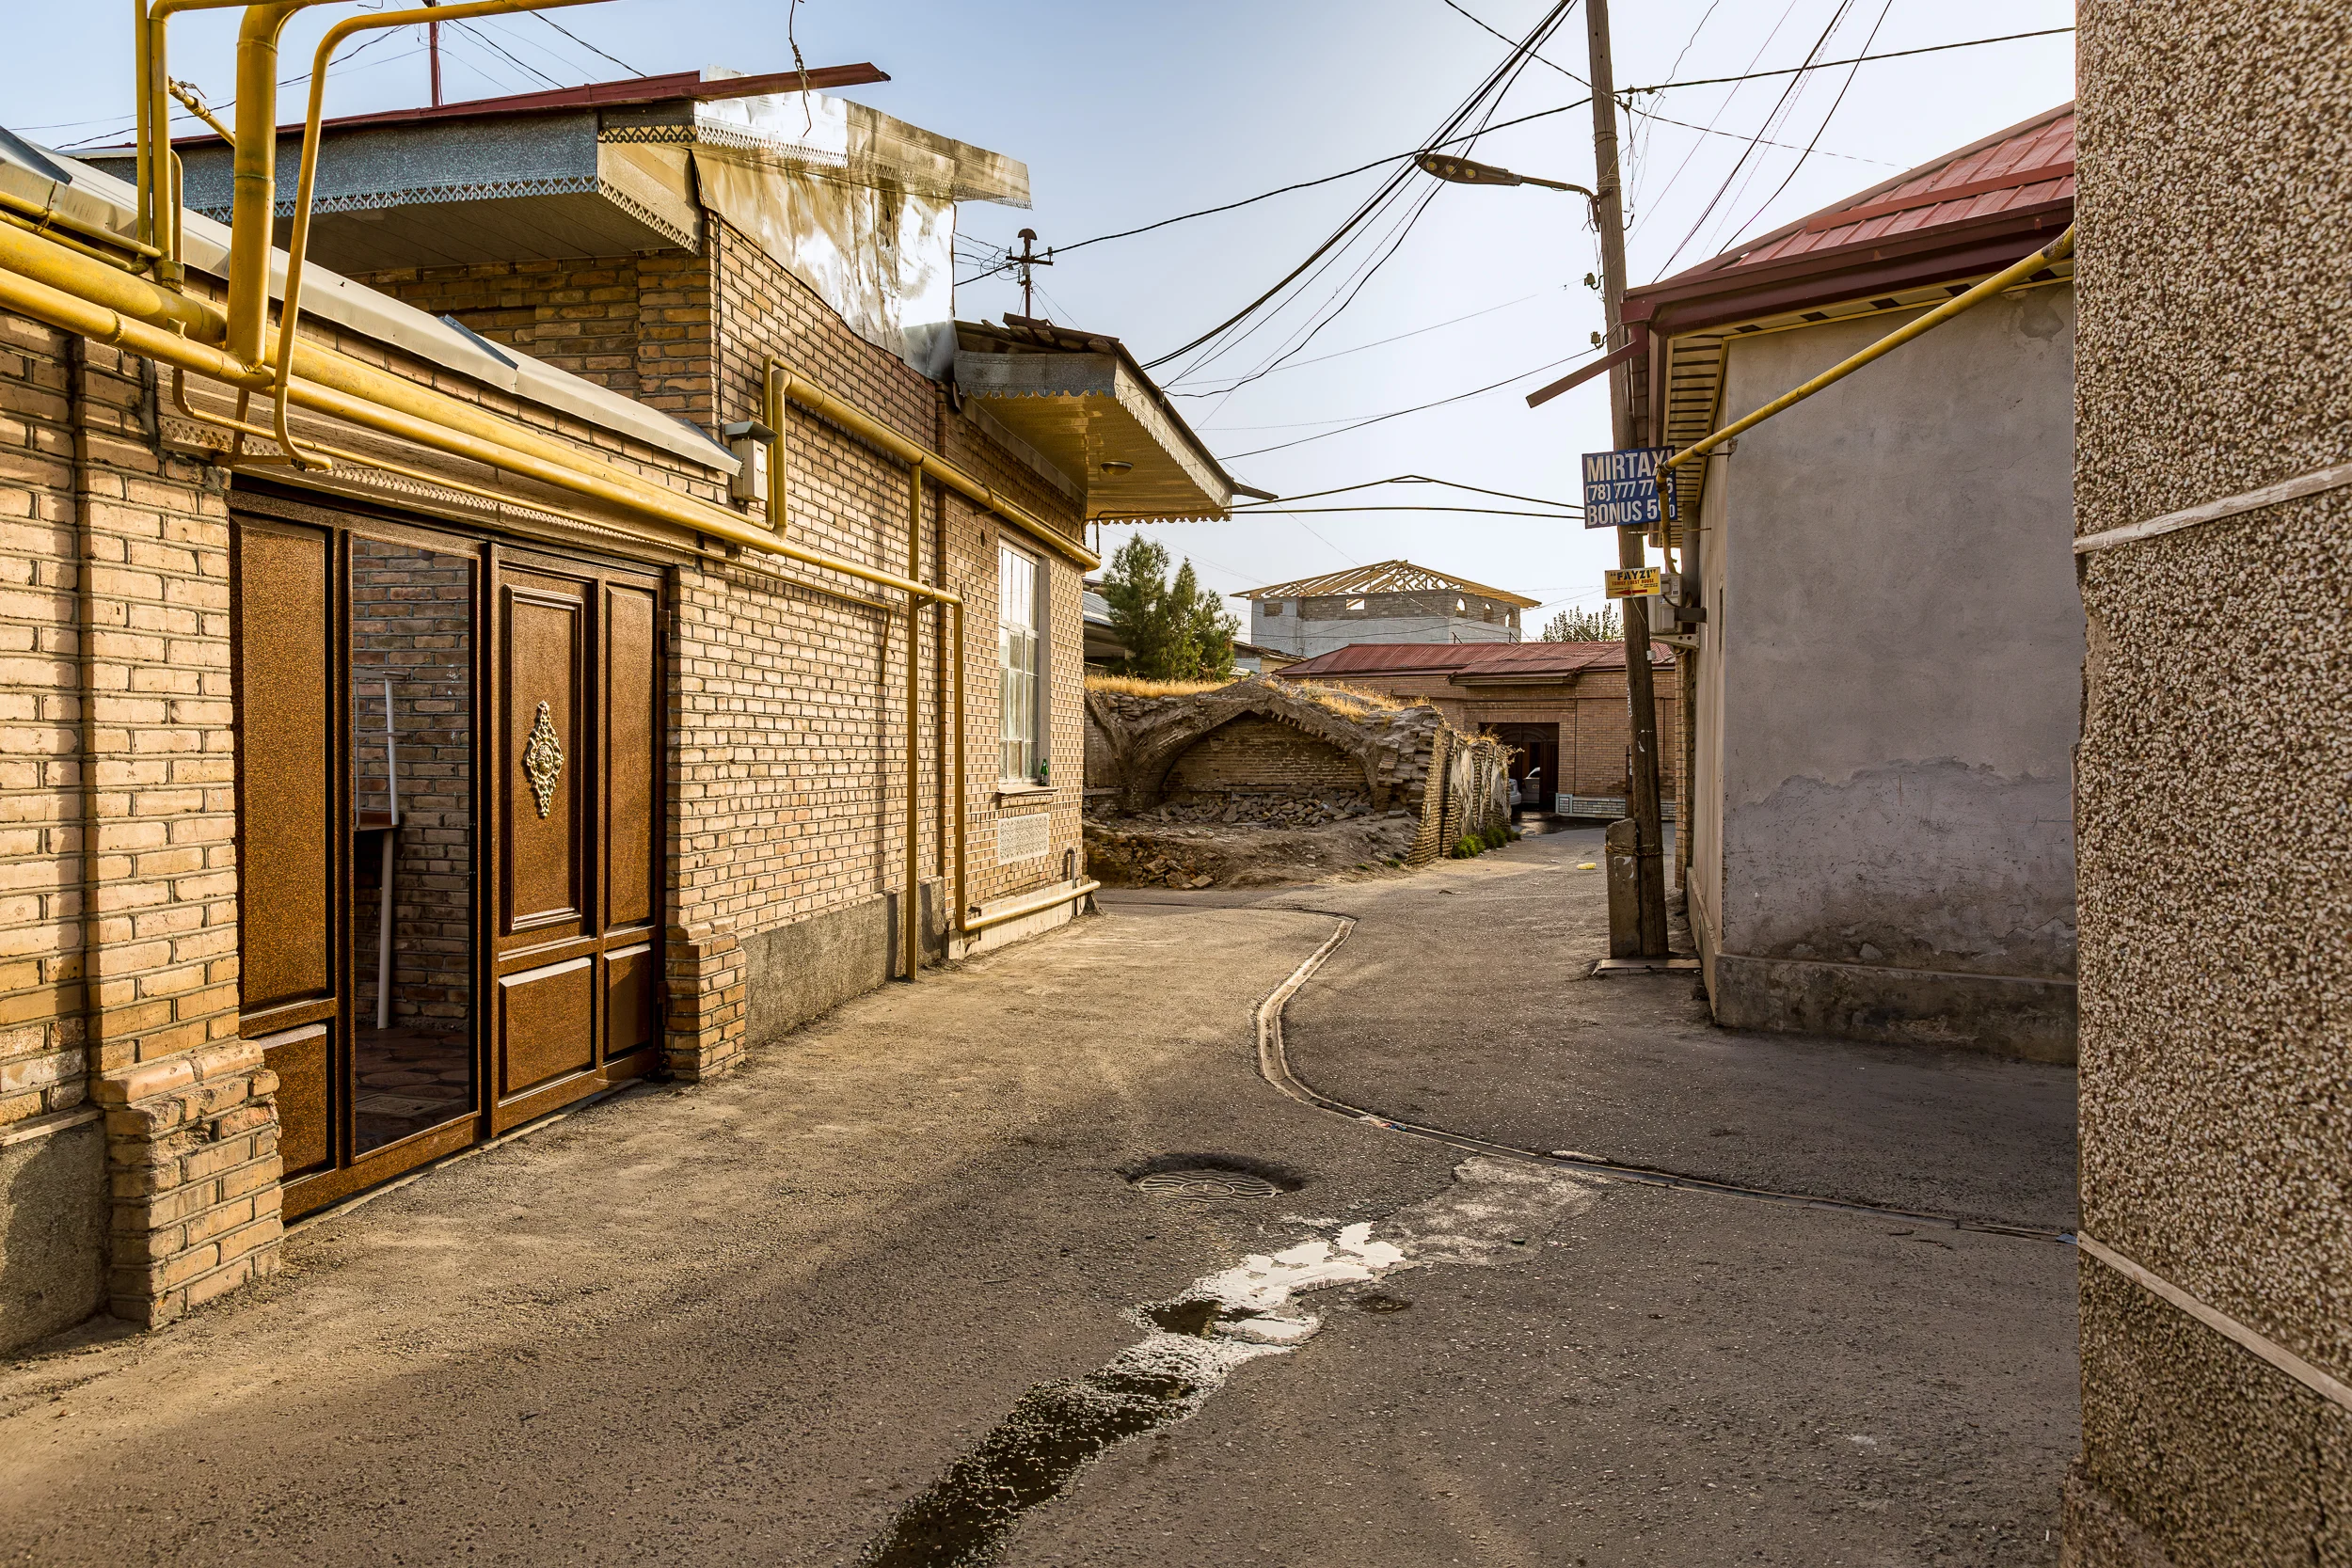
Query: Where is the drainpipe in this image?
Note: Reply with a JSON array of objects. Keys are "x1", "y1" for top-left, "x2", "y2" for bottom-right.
[{"x1": 905, "y1": 463, "x2": 924, "y2": 981}]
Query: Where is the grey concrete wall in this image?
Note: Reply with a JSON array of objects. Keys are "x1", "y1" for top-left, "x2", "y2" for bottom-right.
[
  {"x1": 1248, "y1": 608, "x2": 1517, "y2": 658},
  {"x1": 1, "y1": 1114, "x2": 107, "y2": 1354},
  {"x1": 1703, "y1": 288, "x2": 2083, "y2": 1057},
  {"x1": 2069, "y1": 6, "x2": 2352, "y2": 1563}
]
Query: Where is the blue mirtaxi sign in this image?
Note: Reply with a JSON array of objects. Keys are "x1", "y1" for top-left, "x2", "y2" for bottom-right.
[{"x1": 1581, "y1": 447, "x2": 1678, "y2": 531}]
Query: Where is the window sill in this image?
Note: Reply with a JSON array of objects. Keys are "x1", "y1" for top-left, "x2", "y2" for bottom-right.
[{"x1": 994, "y1": 784, "x2": 1057, "y2": 802}]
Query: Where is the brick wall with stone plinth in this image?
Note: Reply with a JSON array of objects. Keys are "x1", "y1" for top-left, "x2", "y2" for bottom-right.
[{"x1": 0, "y1": 313, "x2": 278, "y2": 1344}]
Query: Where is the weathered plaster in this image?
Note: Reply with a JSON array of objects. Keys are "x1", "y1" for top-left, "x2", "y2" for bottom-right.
[{"x1": 1684, "y1": 287, "x2": 2082, "y2": 1054}]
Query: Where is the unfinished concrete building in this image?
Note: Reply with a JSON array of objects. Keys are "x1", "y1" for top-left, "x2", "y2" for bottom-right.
[{"x1": 1240, "y1": 561, "x2": 1534, "y2": 659}]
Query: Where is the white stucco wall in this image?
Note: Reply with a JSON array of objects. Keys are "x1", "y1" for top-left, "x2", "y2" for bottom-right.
[{"x1": 1686, "y1": 285, "x2": 2083, "y2": 1046}]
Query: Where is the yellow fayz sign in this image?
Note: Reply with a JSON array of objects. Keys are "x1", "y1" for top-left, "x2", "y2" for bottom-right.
[{"x1": 1604, "y1": 567, "x2": 1661, "y2": 599}]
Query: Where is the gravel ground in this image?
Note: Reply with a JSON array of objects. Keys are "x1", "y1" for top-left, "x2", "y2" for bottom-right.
[{"x1": 0, "y1": 831, "x2": 2078, "y2": 1567}]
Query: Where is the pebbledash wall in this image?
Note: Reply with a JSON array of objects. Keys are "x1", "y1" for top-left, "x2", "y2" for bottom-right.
[
  {"x1": 2065, "y1": 4, "x2": 2352, "y2": 1565},
  {"x1": 353, "y1": 217, "x2": 1090, "y2": 1065}
]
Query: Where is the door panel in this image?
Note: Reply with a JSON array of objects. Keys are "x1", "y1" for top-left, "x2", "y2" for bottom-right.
[
  {"x1": 498, "y1": 957, "x2": 597, "y2": 1095},
  {"x1": 235, "y1": 526, "x2": 335, "y2": 1013},
  {"x1": 604, "y1": 942, "x2": 659, "y2": 1062},
  {"x1": 603, "y1": 584, "x2": 658, "y2": 933},
  {"x1": 502, "y1": 578, "x2": 588, "y2": 936},
  {"x1": 257, "y1": 1023, "x2": 332, "y2": 1179},
  {"x1": 489, "y1": 549, "x2": 663, "y2": 1128}
]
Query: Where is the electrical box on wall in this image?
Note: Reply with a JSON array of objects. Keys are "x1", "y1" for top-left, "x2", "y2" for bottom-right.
[{"x1": 723, "y1": 420, "x2": 776, "y2": 506}]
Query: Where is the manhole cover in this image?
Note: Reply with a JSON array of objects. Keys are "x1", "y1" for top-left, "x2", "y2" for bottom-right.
[{"x1": 1133, "y1": 1168, "x2": 1282, "y2": 1202}]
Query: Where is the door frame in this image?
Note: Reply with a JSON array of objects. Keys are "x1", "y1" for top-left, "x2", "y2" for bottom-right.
[{"x1": 230, "y1": 485, "x2": 669, "y2": 1217}]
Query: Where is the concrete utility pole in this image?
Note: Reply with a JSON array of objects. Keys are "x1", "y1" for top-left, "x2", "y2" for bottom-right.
[{"x1": 1585, "y1": 0, "x2": 1670, "y2": 958}]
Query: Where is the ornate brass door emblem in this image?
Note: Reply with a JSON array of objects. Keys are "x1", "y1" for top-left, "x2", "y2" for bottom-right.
[{"x1": 522, "y1": 700, "x2": 564, "y2": 819}]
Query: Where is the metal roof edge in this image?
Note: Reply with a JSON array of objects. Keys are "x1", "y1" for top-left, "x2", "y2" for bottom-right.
[{"x1": 5, "y1": 142, "x2": 737, "y2": 475}]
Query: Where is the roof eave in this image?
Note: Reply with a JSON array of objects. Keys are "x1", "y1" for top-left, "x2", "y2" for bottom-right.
[{"x1": 1627, "y1": 198, "x2": 2074, "y2": 338}]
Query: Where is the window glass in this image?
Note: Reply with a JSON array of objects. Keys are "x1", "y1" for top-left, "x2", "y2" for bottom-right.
[{"x1": 998, "y1": 545, "x2": 1041, "y2": 782}]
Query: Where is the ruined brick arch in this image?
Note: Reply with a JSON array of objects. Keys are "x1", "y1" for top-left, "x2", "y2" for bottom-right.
[{"x1": 1087, "y1": 679, "x2": 1400, "y2": 814}]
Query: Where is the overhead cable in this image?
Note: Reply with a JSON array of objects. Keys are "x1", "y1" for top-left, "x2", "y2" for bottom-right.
[
  {"x1": 533, "y1": 11, "x2": 648, "y2": 76},
  {"x1": 1219, "y1": 344, "x2": 1607, "y2": 460},
  {"x1": 1141, "y1": 0, "x2": 1582, "y2": 372},
  {"x1": 1653, "y1": 0, "x2": 1856, "y2": 277},
  {"x1": 1719, "y1": 0, "x2": 1895, "y2": 241},
  {"x1": 1168, "y1": 289, "x2": 1565, "y2": 395},
  {"x1": 1623, "y1": 25, "x2": 2075, "y2": 94}
]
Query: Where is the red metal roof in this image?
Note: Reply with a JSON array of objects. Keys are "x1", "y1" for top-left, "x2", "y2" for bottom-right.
[
  {"x1": 138, "y1": 65, "x2": 890, "y2": 149},
  {"x1": 1281, "y1": 640, "x2": 1670, "y2": 679},
  {"x1": 1663, "y1": 103, "x2": 2073, "y2": 285}
]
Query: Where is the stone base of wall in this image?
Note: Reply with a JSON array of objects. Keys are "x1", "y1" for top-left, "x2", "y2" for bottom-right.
[
  {"x1": 739, "y1": 895, "x2": 896, "y2": 1052},
  {"x1": 0, "y1": 1110, "x2": 107, "y2": 1354},
  {"x1": 93, "y1": 1042, "x2": 283, "y2": 1327},
  {"x1": 1709, "y1": 953, "x2": 2077, "y2": 1063},
  {"x1": 2062, "y1": 1466, "x2": 2179, "y2": 1568}
]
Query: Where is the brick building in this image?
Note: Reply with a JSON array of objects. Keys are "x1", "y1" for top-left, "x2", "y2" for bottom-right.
[
  {"x1": 1240, "y1": 561, "x2": 1535, "y2": 659},
  {"x1": 0, "y1": 68, "x2": 1234, "y2": 1348},
  {"x1": 1275, "y1": 640, "x2": 1680, "y2": 815}
]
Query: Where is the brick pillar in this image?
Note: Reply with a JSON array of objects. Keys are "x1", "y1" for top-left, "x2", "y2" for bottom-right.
[
  {"x1": 663, "y1": 920, "x2": 746, "y2": 1082},
  {"x1": 90, "y1": 1041, "x2": 279, "y2": 1322},
  {"x1": 58, "y1": 330, "x2": 279, "y2": 1324}
]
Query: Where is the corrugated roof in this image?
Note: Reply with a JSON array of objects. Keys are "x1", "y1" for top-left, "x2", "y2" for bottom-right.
[
  {"x1": 1280, "y1": 640, "x2": 1669, "y2": 678},
  {"x1": 1679, "y1": 103, "x2": 2073, "y2": 279},
  {"x1": 1239, "y1": 560, "x2": 1540, "y2": 609}
]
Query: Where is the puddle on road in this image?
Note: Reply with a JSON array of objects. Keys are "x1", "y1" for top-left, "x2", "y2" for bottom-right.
[{"x1": 857, "y1": 1159, "x2": 1599, "y2": 1566}]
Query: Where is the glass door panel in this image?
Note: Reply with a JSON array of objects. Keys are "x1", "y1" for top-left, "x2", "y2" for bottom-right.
[{"x1": 348, "y1": 537, "x2": 479, "y2": 1155}]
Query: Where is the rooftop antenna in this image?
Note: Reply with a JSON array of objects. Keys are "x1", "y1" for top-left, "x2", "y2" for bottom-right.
[
  {"x1": 1012, "y1": 229, "x2": 1053, "y2": 320},
  {"x1": 423, "y1": 0, "x2": 443, "y2": 107}
]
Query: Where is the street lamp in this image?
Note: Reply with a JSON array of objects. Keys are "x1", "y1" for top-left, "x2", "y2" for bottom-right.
[{"x1": 1414, "y1": 151, "x2": 1599, "y2": 198}]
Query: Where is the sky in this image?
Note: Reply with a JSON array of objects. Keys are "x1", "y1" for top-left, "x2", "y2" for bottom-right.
[{"x1": 9, "y1": 0, "x2": 2075, "y2": 627}]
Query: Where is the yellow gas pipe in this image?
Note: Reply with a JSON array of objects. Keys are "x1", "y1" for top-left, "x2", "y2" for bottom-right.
[
  {"x1": 18, "y1": 5, "x2": 1102, "y2": 982},
  {"x1": 1660, "y1": 226, "x2": 2076, "y2": 480}
]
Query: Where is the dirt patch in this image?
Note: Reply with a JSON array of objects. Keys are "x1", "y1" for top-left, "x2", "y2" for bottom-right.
[{"x1": 1086, "y1": 813, "x2": 1418, "y2": 890}]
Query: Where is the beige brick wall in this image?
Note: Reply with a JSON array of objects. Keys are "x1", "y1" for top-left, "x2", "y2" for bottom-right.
[
  {"x1": 359, "y1": 227, "x2": 1093, "y2": 961},
  {"x1": 0, "y1": 310, "x2": 279, "y2": 1326},
  {"x1": 1318, "y1": 665, "x2": 1681, "y2": 801}
]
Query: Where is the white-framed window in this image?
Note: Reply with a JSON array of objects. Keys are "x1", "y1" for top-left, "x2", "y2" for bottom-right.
[{"x1": 998, "y1": 543, "x2": 1043, "y2": 783}]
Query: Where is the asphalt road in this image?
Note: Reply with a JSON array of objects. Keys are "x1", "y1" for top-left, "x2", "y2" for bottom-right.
[{"x1": 0, "y1": 830, "x2": 2079, "y2": 1566}]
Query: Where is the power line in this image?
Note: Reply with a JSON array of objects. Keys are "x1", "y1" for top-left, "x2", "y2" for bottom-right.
[
  {"x1": 452, "y1": 20, "x2": 568, "y2": 90},
  {"x1": 1624, "y1": 100, "x2": 1897, "y2": 168},
  {"x1": 1624, "y1": 0, "x2": 1804, "y2": 238},
  {"x1": 1226, "y1": 475, "x2": 1584, "y2": 509},
  {"x1": 534, "y1": 10, "x2": 647, "y2": 76},
  {"x1": 1623, "y1": 25, "x2": 2074, "y2": 94},
  {"x1": 1219, "y1": 344, "x2": 1605, "y2": 460},
  {"x1": 1653, "y1": 0, "x2": 1856, "y2": 278},
  {"x1": 1164, "y1": 7, "x2": 1576, "y2": 398},
  {"x1": 1167, "y1": 289, "x2": 1565, "y2": 394},
  {"x1": 1141, "y1": 0, "x2": 1583, "y2": 372},
  {"x1": 47, "y1": 30, "x2": 417, "y2": 150},
  {"x1": 1719, "y1": 0, "x2": 1894, "y2": 241}
]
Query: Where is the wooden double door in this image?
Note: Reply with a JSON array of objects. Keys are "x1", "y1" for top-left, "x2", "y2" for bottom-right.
[{"x1": 232, "y1": 502, "x2": 663, "y2": 1217}]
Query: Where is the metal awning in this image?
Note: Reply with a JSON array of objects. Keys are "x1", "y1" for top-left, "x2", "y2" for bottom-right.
[{"x1": 953, "y1": 316, "x2": 1259, "y2": 522}]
